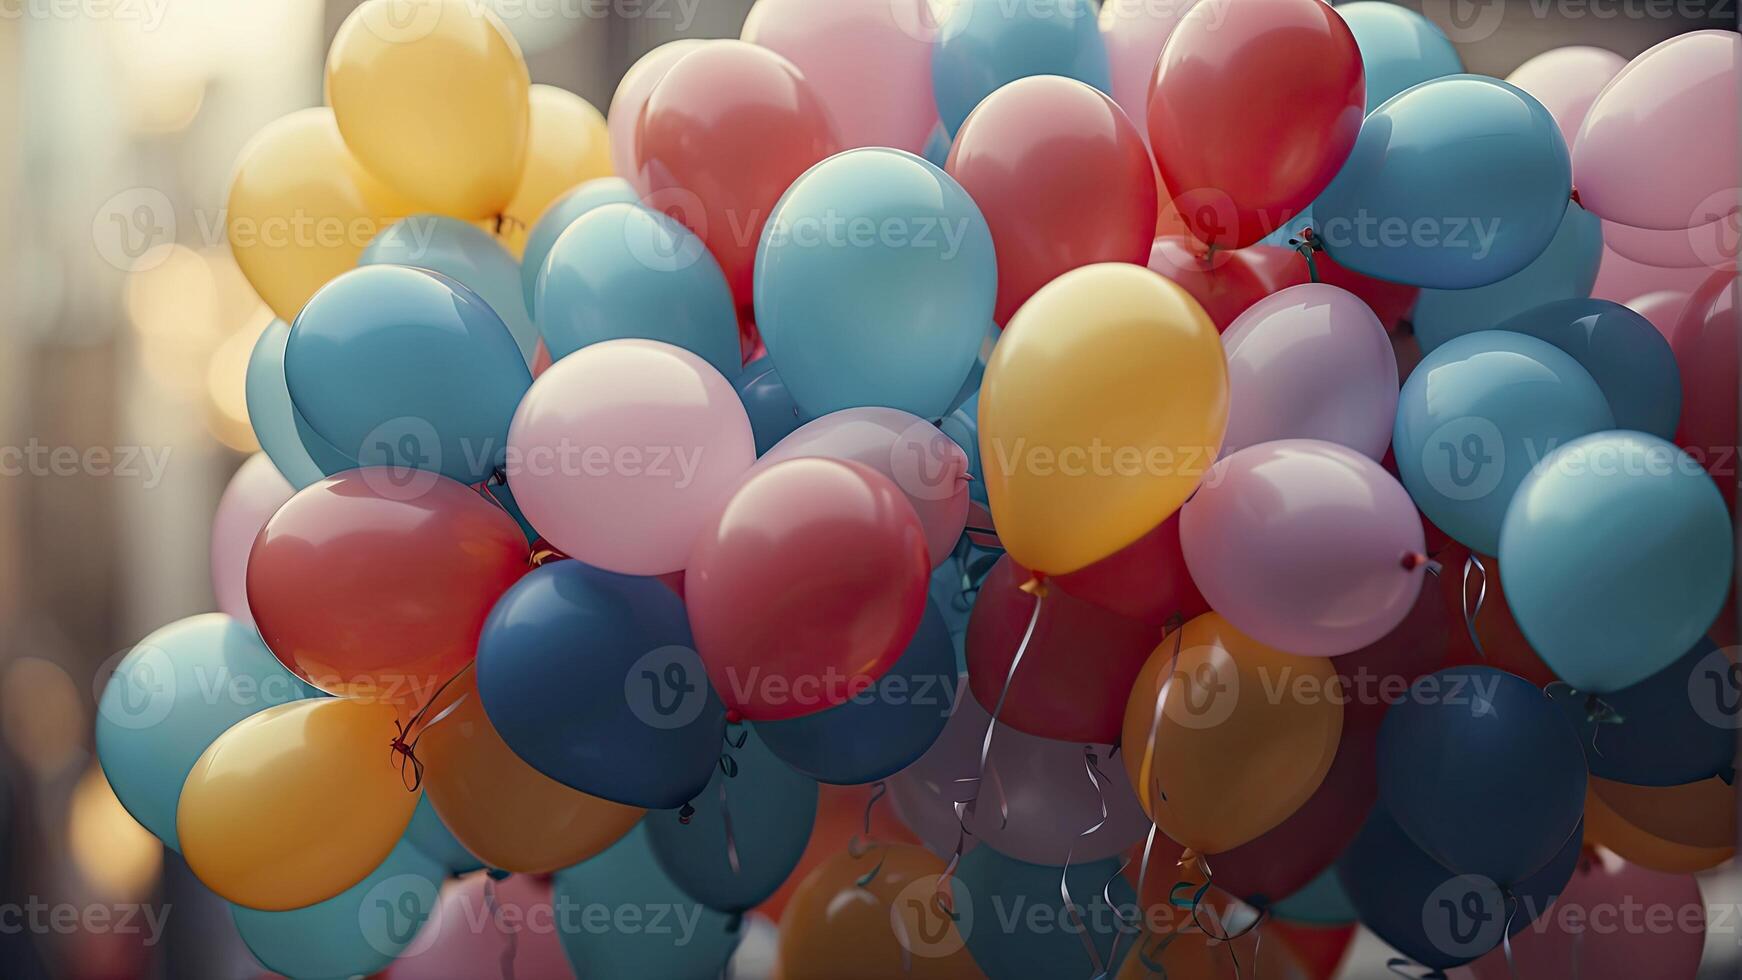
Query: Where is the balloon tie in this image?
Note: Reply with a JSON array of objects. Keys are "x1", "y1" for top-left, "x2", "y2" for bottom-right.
[
  {"x1": 1570, "y1": 187, "x2": 1582, "y2": 207},
  {"x1": 1501, "y1": 891, "x2": 1522, "y2": 980},
  {"x1": 677, "y1": 802, "x2": 696, "y2": 825},
  {"x1": 1287, "y1": 228, "x2": 1324, "y2": 283},
  {"x1": 718, "y1": 776, "x2": 741, "y2": 876},
  {"x1": 1400, "y1": 551, "x2": 1440, "y2": 574},
  {"x1": 1584, "y1": 691, "x2": 1626, "y2": 758},
  {"x1": 389, "y1": 662, "x2": 476, "y2": 791},
  {"x1": 528, "y1": 539, "x2": 569, "y2": 567},
  {"x1": 1386, "y1": 959, "x2": 1448, "y2": 980},
  {"x1": 1461, "y1": 554, "x2": 1489, "y2": 660},
  {"x1": 848, "y1": 781, "x2": 889, "y2": 877}
]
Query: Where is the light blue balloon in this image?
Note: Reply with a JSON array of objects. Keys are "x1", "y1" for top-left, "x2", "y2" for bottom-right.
[
  {"x1": 923, "y1": 121, "x2": 953, "y2": 168},
  {"x1": 1394, "y1": 331, "x2": 1613, "y2": 556},
  {"x1": 521, "y1": 176, "x2": 640, "y2": 310},
  {"x1": 1271, "y1": 867, "x2": 1357, "y2": 925},
  {"x1": 1258, "y1": 205, "x2": 1315, "y2": 249},
  {"x1": 932, "y1": 0, "x2": 1109, "y2": 136},
  {"x1": 1501, "y1": 431, "x2": 1734, "y2": 693},
  {"x1": 95, "y1": 614, "x2": 319, "y2": 850},
  {"x1": 756, "y1": 148, "x2": 995, "y2": 419},
  {"x1": 556, "y1": 824, "x2": 742, "y2": 980},
  {"x1": 1339, "y1": 2, "x2": 1463, "y2": 113},
  {"x1": 285, "y1": 266, "x2": 532, "y2": 485},
  {"x1": 1414, "y1": 202, "x2": 1603, "y2": 352},
  {"x1": 733, "y1": 358, "x2": 806, "y2": 455},
  {"x1": 232, "y1": 838, "x2": 443, "y2": 980},
  {"x1": 362, "y1": 216, "x2": 537, "y2": 365},
  {"x1": 952, "y1": 847, "x2": 1136, "y2": 980},
  {"x1": 1316, "y1": 76, "x2": 1571, "y2": 289},
  {"x1": 1497, "y1": 298, "x2": 1682, "y2": 438},
  {"x1": 535, "y1": 203, "x2": 741, "y2": 378},
  {"x1": 246, "y1": 320, "x2": 339, "y2": 489},
  {"x1": 403, "y1": 795, "x2": 483, "y2": 876}
]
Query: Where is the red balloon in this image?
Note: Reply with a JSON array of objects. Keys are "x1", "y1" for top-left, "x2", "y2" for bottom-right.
[
  {"x1": 247, "y1": 470, "x2": 530, "y2": 713},
  {"x1": 1053, "y1": 513, "x2": 1208, "y2": 628},
  {"x1": 1146, "y1": 235, "x2": 1274, "y2": 330},
  {"x1": 1435, "y1": 545, "x2": 1561, "y2": 688},
  {"x1": 946, "y1": 76, "x2": 1158, "y2": 326},
  {"x1": 1147, "y1": 0, "x2": 1365, "y2": 248},
  {"x1": 1333, "y1": 583, "x2": 1450, "y2": 734},
  {"x1": 966, "y1": 555, "x2": 1164, "y2": 744},
  {"x1": 687, "y1": 458, "x2": 929, "y2": 722},
  {"x1": 1673, "y1": 267, "x2": 1738, "y2": 508},
  {"x1": 635, "y1": 40, "x2": 841, "y2": 307}
]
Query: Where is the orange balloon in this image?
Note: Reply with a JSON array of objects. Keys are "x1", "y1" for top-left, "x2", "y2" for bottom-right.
[
  {"x1": 1584, "y1": 785, "x2": 1734, "y2": 874},
  {"x1": 1590, "y1": 775, "x2": 1736, "y2": 849},
  {"x1": 756, "y1": 783, "x2": 920, "y2": 922},
  {"x1": 779, "y1": 842, "x2": 984, "y2": 980},
  {"x1": 1122, "y1": 613, "x2": 1342, "y2": 853},
  {"x1": 418, "y1": 677, "x2": 642, "y2": 873},
  {"x1": 1118, "y1": 925, "x2": 1309, "y2": 980}
]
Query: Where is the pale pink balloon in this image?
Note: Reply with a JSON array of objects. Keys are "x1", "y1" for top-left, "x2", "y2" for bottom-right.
[
  {"x1": 1574, "y1": 30, "x2": 1740, "y2": 231},
  {"x1": 608, "y1": 39, "x2": 709, "y2": 193},
  {"x1": 209, "y1": 453, "x2": 294, "y2": 628},
  {"x1": 1627, "y1": 290, "x2": 1693, "y2": 343},
  {"x1": 1181, "y1": 439, "x2": 1428, "y2": 657},
  {"x1": 742, "y1": 0, "x2": 936, "y2": 153},
  {"x1": 506, "y1": 339, "x2": 755, "y2": 576},
  {"x1": 756, "y1": 407, "x2": 968, "y2": 567},
  {"x1": 1592, "y1": 245, "x2": 1715, "y2": 304},
  {"x1": 387, "y1": 874, "x2": 572, "y2": 980},
  {"x1": 1220, "y1": 284, "x2": 1398, "y2": 461},
  {"x1": 1100, "y1": 0, "x2": 1202, "y2": 146},
  {"x1": 1456, "y1": 852, "x2": 1704, "y2": 980},
  {"x1": 1505, "y1": 46, "x2": 1625, "y2": 148},
  {"x1": 1603, "y1": 214, "x2": 1739, "y2": 270}
]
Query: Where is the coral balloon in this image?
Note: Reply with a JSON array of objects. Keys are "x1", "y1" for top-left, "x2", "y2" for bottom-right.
[
  {"x1": 780, "y1": 843, "x2": 983, "y2": 980},
  {"x1": 497, "y1": 85, "x2": 613, "y2": 257},
  {"x1": 1145, "y1": 236, "x2": 1275, "y2": 332},
  {"x1": 609, "y1": 40, "x2": 707, "y2": 192}
]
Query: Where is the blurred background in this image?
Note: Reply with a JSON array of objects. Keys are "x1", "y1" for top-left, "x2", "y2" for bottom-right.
[{"x1": 0, "y1": 1, "x2": 1733, "y2": 977}]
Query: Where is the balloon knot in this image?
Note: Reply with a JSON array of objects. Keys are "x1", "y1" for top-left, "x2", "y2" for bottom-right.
[
  {"x1": 725, "y1": 708, "x2": 743, "y2": 725},
  {"x1": 1400, "y1": 551, "x2": 1439, "y2": 574},
  {"x1": 528, "y1": 539, "x2": 569, "y2": 567},
  {"x1": 388, "y1": 722, "x2": 425, "y2": 792},
  {"x1": 677, "y1": 802, "x2": 696, "y2": 825},
  {"x1": 1570, "y1": 187, "x2": 1582, "y2": 207},
  {"x1": 1019, "y1": 573, "x2": 1049, "y2": 598}
]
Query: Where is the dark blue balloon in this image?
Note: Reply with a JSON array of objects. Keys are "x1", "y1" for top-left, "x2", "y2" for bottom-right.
[
  {"x1": 951, "y1": 846, "x2": 1136, "y2": 980},
  {"x1": 1337, "y1": 806, "x2": 1581, "y2": 970},
  {"x1": 755, "y1": 601, "x2": 958, "y2": 784},
  {"x1": 645, "y1": 726, "x2": 817, "y2": 913},
  {"x1": 1378, "y1": 667, "x2": 1586, "y2": 886},
  {"x1": 1496, "y1": 297, "x2": 1682, "y2": 438},
  {"x1": 1552, "y1": 637, "x2": 1736, "y2": 787},
  {"x1": 732, "y1": 357, "x2": 805, "y2": 455},
  {"x1": 476, "y1": 561, "x2": 725, "y2": 809}
]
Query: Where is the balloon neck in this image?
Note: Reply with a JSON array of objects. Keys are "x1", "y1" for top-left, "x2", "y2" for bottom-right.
[
  {"x1": 725, "y1": 707, "x2": 743, "y2": 725},
  {"x1": 1399, "y1": 551, "x2": 1439, "y2": 574},
  {"x1": 1018, "y1": 573, "x2": 1049, "y2": 598},
  {"x1": 1570, "y1": 187, "x2": 1582, "y2": 208}
]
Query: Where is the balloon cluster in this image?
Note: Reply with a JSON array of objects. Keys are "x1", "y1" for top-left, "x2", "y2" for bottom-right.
[{"x1": 97, "y1": 0, "x2": 1737, "y2": 977}]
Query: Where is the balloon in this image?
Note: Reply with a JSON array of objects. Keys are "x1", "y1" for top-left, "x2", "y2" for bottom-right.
[
  {"x1": 1145, "y1": 236, "x2": 1276, "y2": 332},
  {"x1": 1270, "y1": 869, "x2": 1358, "y2": 926},
  {"x1": 247, "y1": 471, "x2": 528, "y2": 709},
  {"x1": 519, "y1": 177, "x2": 639, "y2": 311},
  {"x1": 326, "y1": 0, "x2": 529, "y2": 219},
  {"x1": 226, "y1": 108, "x2": 409, "y2": 322},
  {"x1": 1573, "y1": 30, "x2": 1740, "y2": 232},
  {"x1": 1434, "y1": 547, "x2": 1561, "y2": 689},
  {"x1": 756, "y1": 147, "x2": 996, "y2": 419},
  {"x1": 402, "y1": 795, "x2": 482, "y2": 875},
  {"x1": 1672, "y1": 269, "x2": 1738, "y2": 506},
  {"x1": 1393, "y1": 330, "x2": 1614, "y2": 556},
  {"x1": 210, "y1": 454, "x2": 293, "y2": 627},
  {"x1": 95, "y1": 614, "x2": 318, "y2": 850},
  {"x1": 178, "y1": 697, "x2": 417, "y2": 911},
  {"x1": 979, "y1": 263, "x2": 1228, "y2": 575},
  {"x1": 1316, "y1": 76, "x2": 1572, "y2": 289},
  {"x1": 755, "y1": 782, "x2": 927, "y2": 920},
  {"x1": 1221, "y1": 285, "x2": 1399, "y2": 461},
  {"x1": 1123, "y1": 612, "x2": 1344, "y2": 852},
  {"x1": 1593, "y1": 245, "x2": 1716, "y2": 305},
  {"x1": 1052, "y1": 513, "x2": 1207, "y2": 629},
  {"x1": 966, "y1": 555, "x2": 1164, "y2": 744},
  {"x1": 1335, "y1": 584, "x2": 1453, "y2": 734},
  {"x1": 1552, "y1": 638, "x2": 1734, "y2": 788},
  {"x1": 419, "y1": 674, "x2": 643, "y2": 873},
  {"x1": 234, "y1": 838, "x2": 444, "y2": 979},
  {"x1": 1628, "y1": 289, "x2": 1695, "y2": 340},
  {"x1": 474, "y1": 560, "x2": 726, "y2": 810},
  {"x1": 1147, "y1": 0, "x2": 1363, "y2": 248},
  {"x1": 1591, "y1": 775, "x2": 1736, "y2": 850},
  {"x1": 950, "y1": 846, "x2": 1136, "y2": 980},
  {"x1": 1182, "y1": 440, "x2": 1428, "y2": 657},
  {"x1": 555, "y1": 825, "x2": 742, "y2": 980},
  {"x1": 636, "y1": 40, "x2": 840, "y2": 306},
  {"x1": 733, "y1": 357, "x2": 805, "y2": 454},
  {"x1": 1495, "y1": 298, "x2": 1681, "y2": 438},
  {"x1": 922, "y1": 120, "x2": 953, "y2": 167},
  {"x1": 1506, "y1": 46, "x2": 1626, "y2": 148},
  {"x1": 532, "y1": 203, "x2": 741, "y2": 378},
  {"x1": 498, "y1": 84, "x2": 612, "y2": 258},
  {"x1": 361, "y1": 215, "x2": 537, "y2": 365},
  {"x1": 1099, "y1": 0, "x2": 1200, "y2": 142},
  {"x1": 946, "y1": 75, "x2": 1156, "y2": 325},
  {"x1": 386, "y1": 873, "x2": 572, "y2": 980},
  {"x1": 286, "y1": 266, "x2": 532, "y2": 485},
  {"x1": 245, "y1": 319, "x2": 352, "y2": 489},
  {"x1": 741, "y1": 0, "x2": 937, "y2": 153},
  {"x1": 1377, "y1": 666, "x2": 1586, "y2": 885},
  {"x1": 646, "y1": 726, "x2": 818, "y2": 912},
  {"x1": 608, "y1": 39, "x2": 708, "y2": 191},
  {"x1": 687, "y1": 458, "x2": 930, "y2": 721},
  {"x1": 1412, "y1": 202, "x2": 1604, "y2": 353},
  {"x1": 1500, "y1": 432, "x2": 1733, "y2": 692},
  {"x1": 1338, "y1": 2, "x2": 1462, "y2": 112},
  {"x1": 756, "y1": 602, "x2": 957, "y2": 785},
  {"x1": 756, "y1": 408, "x2": 969, "y2": 567},
  {"x1": 1603, "y1": 212, "x2": 1739, "y2": 270},
  {"x1": 779, "y1": 842, "x2": 983, "y2": 980},
  {"x1": 505, "y1": 339, "x2": 755, "y2": 575},
  {"x1": 1583, "y1": 784, "x2": 1735, "y2": 874},
  {"x1": 931, "y1": 0, "x2": 1109, "y2": 137}
]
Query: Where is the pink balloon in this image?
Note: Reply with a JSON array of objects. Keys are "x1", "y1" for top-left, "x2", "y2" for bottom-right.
[
  {"x1": 1574, "y1": 30, "x2": 1740, "y2": 231},
  {"x1": 209, "y1": 453, "x2": 293, "y2": 628},
  {"x1": 1100, "y1": 0, "x2": 1203, "y2": 147},
  {"x1": 741, "y1": 0, "x2": 936, "y2": 153},
  {"x1": 1592, "y1": 245, "x2": 1716, "y2": 304},
  {"x1": 1220, "y1": 284, "x2": 1398, "y2": 461},
  {"x1": 1628, "y1": 290, "x2": 1693, "y2": 343},
  {"x1": 607, "y1": 39, "x2": 709, "y2": 193},
  {"x1": 887, "y1": 679, "x2": 1150, "y2": 866},
  {"x1": 1181, "y1": 439, "x2": 1428, "y2": 657},
  {"x1": 1457, "y1": 853, "x2": 1704, "y2": 980},
  {"x1": 1505, "y1": 46, "x2": 1625, "y2": 149},
  {"x1": 506, "y1": 339, "x2": 754, "y2": 576},
  {"x1": 1603, "y1": 215, "x2": 1739, "y2": 270},
  {"x1": 387, "y1": 874, "x2": 572, "y2": 980},
  {"x1": 756, "y1": 407, "x2": 968, "y2": 567}
]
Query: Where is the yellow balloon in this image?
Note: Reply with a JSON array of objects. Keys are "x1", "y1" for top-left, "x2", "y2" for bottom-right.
[
  {"x1": 979, "y1": 263, "x2": 1228, "y2": 575},
  {"x1": 496, "y1": 85, "x2": 613, "y2": 258},
  {"x1": 177, "y1": 698, "x2": 417, "y2": 911},
  {"x1": 326, "y1": 0, "x2": 530, "y2": 219},
  {"x1": 227, "y1": 107, "x2": 412, "y2": 322},
  {"x1": 1121, "y1": 613, "x2": 1341, "y2": 853}
]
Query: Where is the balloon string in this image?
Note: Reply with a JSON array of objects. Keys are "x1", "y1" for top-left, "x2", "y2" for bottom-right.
[
  {"x1": 1461, "y1": 554, "x2": 1489, "y2": 661},
  {"x1": 1059, "y1": 747, "x2": 1125, "y2": 979},
  {"x1": 389, "y1": 661, "x2": 477, "y2": 791},
  {"x1": 718, "y1": 723, "x2": 746, "y2": 876},
  {"x1": 1137, "y1": 615, "x2": 1188, "y2": 814},
  {"x1": 1502, "y1": 892, "x2": 1522, "y2": 980},
  {"x1": 1137, "y1": 929, "x2": 1182, "y2": 976},
  {"x1": 482, "y1": 873, "x2": 520, "y2": 980},
  {"x1": 963, "y1": 584, "x2": 1046, "y2": 828},
  {"x1": 850, "y1": 781, "x2": 891, "y2": 885},
  {"x1": 1386, "y1": 959, "x2": 1448, "y2": 980},
  {"x1": 1287, "y1": 227, "x2": 1323, "y2": 283}
]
